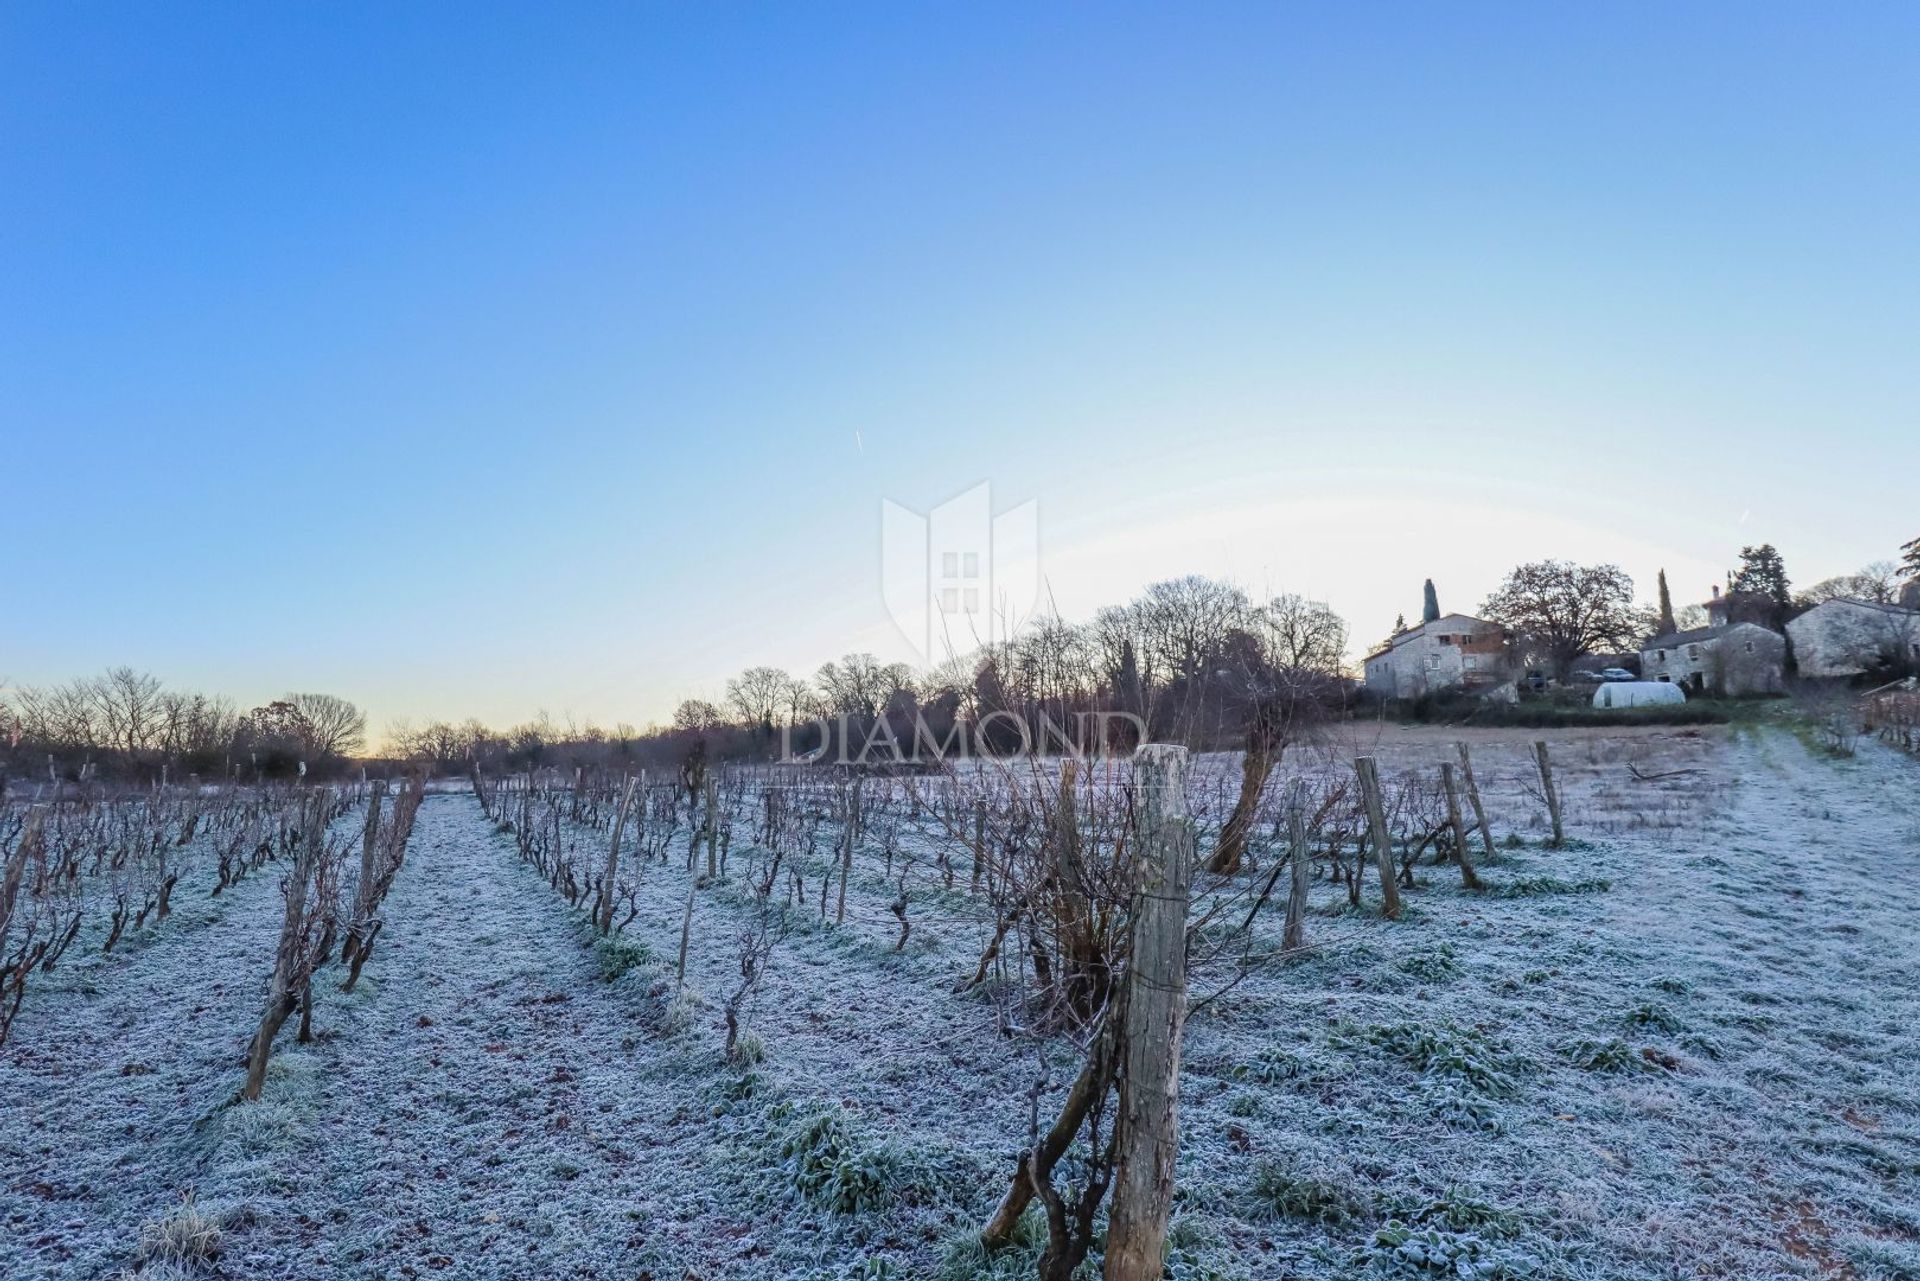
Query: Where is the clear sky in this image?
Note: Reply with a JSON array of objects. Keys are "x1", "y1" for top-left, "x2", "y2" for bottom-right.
[{"x1": 3, "y1": 4, "x2": 1916, "y2": 735}]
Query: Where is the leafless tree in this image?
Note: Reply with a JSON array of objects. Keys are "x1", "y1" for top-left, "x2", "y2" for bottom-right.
[
  {"x1": 1482, "y1": 561, "x2": 1654, "y2": 679},
  {"x1": 671, "y1": 699, "x2": 726, "y2": 734},
  {"x1": 814, "y1": 653, "x2": 913, "y2": 717},
  {"x1": 285, "y1": 692, "x2": 367, "y2": 759},
  {"x1": 1800, "y1": 561, "x2": 1904, "y2": 607},
  {"x1": 725, "y1": 666, "x2": 797, "y2": 732},
  {"x1": 1257, "y1": 594, "x2": 1348, "y2": 675}
]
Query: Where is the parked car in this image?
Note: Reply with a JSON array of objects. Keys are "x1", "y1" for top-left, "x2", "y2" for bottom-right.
[
  {"x1": 1600, "y1": 668, "x2": 1636, "y2": 682},
  {"x1": 1572, "y1": 671, "x2": 1608, "y2": 684}
]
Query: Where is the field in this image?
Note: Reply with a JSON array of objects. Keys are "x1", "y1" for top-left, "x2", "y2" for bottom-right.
[{"x1": 4, "y1": 723, "x2": 1920, "y2": 1281}]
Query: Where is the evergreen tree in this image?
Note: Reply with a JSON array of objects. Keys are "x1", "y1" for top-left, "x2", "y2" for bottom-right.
[
  {"x1": 1730, "y1": 544, "x2": 1792, "y2": 626},
  {"x1": 1656, "y1": 569, "x2": 1677, "y2": 636},
  {"x1": 1421, "y1": 579, "x2": 1441, "y2": 624},
  {"x1": 1902, "y1": 536, "x2": 1920, "y2": 583}
]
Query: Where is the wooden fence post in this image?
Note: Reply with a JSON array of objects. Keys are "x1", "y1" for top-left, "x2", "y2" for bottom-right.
[
  {"x1": 1106, "y1": 744, "x2": 1195, "y2": 1281},
  {"x1": 1439, "y1": 763, "x2": 1481, "y2": 890},
  {"x1": 1283, "y1": 779, "x2": 1309, "y2": 952},
  {"x1": 598, "y1": 774, "x2": 637, "y2": 934},
  {"x1": 1455, "y1": 742, "x2": 1497, "y2": 863},
  {"x1": 1533, "y1": 740, "x2": 1564, "y2": 848},
  {"x1": 1352, "y1": 758, "x2": 1401, "y2": 920}
]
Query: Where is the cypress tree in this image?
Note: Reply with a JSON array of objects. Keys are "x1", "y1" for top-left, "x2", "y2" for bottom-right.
[
  {"x1": 1421, "y1": 579, "x2": 1440, "y2": 624},
  {"x1": 1656, "y1": 569, "x2": 1677, "y2": 637}
]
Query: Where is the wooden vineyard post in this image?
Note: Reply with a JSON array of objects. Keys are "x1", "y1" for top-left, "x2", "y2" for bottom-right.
[
  {"x1": 1440, "y1": 763, "x2": 1482, "y2": 890},
  {"x1": 971, "y1": 799, "x2": 986, "y2": 893},
  {"x1": 1106, "y1": 745, "x2": 1195, "y2": 1281},
  {"x1": 675, "y1": 881, "x2": 696, "y2": 992},
  {"x1": 835, "y1": 800, "x2": 853, "y2": 926},
  {"x1": 1534, "y1": 740, "x2": 1564, "y2": 848},
  {"x1": 1283, "y1": 779, "x2": 1309, "y2": 952},
  {"x1": 342, "y1": 779, "x2": 387, "y2": 966},
  {"x1": 1455, "y1": 742, "x2": 1497, "y2": 863},
  {"x1": 704, "y1": 773, "x2": 719, "y2": 880},
  {"x1": 1352, "y1": 757, "x2": 1402, "y2": 919},
  {"x1": 598, "y1": 774, "x2": 638, "y2": 934}
]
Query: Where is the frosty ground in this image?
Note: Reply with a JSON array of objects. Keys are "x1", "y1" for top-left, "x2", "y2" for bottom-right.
[{"x1": 3, "y1": 724, "x2": 1918, "y2": 1280}]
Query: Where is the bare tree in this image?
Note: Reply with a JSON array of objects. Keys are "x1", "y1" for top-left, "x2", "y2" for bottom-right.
[
  {"x1": 1482, "y1": 561, "x2": 1653, "y2": 679},
  {"x1": 725, "y1": 666, "x2": 796, "y2": 732},
  {"x1": 1137, "y1": 576, "x2": 1250, "y2": 684},
  {"x1": 286, "y1": 692, "x2": 367, "y2": 760},
  {"x1": 92, "y1": 667, "x2": 166, "y2": 756},
  {"x1": 1257, "y1": 595, "x2": 1347, "y2": 675},
  {"x1": 1800, "y1": 562, "x2": 1903, "y2": 607},
  {"x1": 814, "y1": 653, "x2": 913, "y2": 717}
]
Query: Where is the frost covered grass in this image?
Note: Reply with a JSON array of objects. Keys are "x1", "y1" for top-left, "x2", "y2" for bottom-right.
[{"x1": 3, "y1": 728, "x2": 1919, "y2": 1278}]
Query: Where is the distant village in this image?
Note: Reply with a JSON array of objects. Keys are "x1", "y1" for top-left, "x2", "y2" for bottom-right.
[{"x1": 1364, "y1": 541, "x2": 1920, "y2": 706}]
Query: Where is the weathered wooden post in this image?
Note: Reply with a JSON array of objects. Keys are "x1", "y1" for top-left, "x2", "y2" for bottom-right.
[
  {"x1": 1283, "y1": 779, "x2": 1309, "y2": 952},
  {"x1": 1439, "y1": 763, "x2": 1482, "y2": 890},
  {"x1": 342, "y1": 779, "x2": 388, "y2": 965},
  {"x1": 1533, "y1": 740, "x2": 1564, "y2": 848},
  {"x1": 834, "y1": 804, "x2": 853, "y2": 926},
  {"x1": 1455, "y1": 742, "x2": 1497, "y2": 863},
  {"x1": 597, "y1": 774, "x2": 638, "y2": 934},
  {"x1": 971, "y1": 798, "x2": 986, "y2": 893},
  {"x1": 675, "y1": 881, "x2": 696, "y2": 992},
  {"x1": 704, "y1": 772, "x2": 720, "y2": 880},
  {"x1": 1106, "y1": 744, "x2": 1195, "y2": 1281},
  {"x1": 1352, "y1": 757, "x2": 1401, "y2": 919}
]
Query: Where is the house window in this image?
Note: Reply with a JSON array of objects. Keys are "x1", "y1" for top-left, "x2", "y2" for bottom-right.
[
  {"x1": 1656, "y1": 649, "x2": 1666, "y2": 660},
  {"x1": 1464, "y1": 655, "x2": 1479, "y2": 671},
  {"x1": 1688, "y1": 645, "x2": 1701, "y2": 660},
  {"x1": 1745, "y1": 641, "x2": 1754, "y2": 654}
]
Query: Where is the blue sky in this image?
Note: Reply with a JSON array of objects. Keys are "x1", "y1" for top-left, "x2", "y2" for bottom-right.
[{"x1": 3, "y1": 4, "x2": 1916, "y2": 734}]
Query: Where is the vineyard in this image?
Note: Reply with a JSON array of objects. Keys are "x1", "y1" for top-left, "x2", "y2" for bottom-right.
[{"x1": 3, "y1": 724, "x2": 1919, "y2": 1280}]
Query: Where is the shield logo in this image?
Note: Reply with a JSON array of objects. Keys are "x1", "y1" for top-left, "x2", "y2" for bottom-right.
[{"x1": 881, "y1": 482, "x2": 1039, "y2": 664}]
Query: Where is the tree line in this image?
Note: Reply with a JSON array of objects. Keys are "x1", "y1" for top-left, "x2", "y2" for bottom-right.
[{"x1": 0, "y1": 669, "x2": 367, "y2": 783}]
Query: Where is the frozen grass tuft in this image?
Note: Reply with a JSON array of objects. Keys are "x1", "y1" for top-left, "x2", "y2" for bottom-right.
[
  {"x1": 1359, "y1": 1220, "x2": 1538, "y2": 1278},
  {"x1": 728, "y1": 1029, "x2": 766, "y2": 1066},
  {"x1": 779, "y1": 1106, "x2": 893, "y2": 1215},
  {"x1": 1351, "y1": 1020, "x2": 1523, "y2": 1097},
  {"x1": 661, "y1": 988, "x2": 705, "y2": 1036},
  {"x1": 1249, "y1": 1158, "x2": 1372, "y2": 1225},
  {"x1": 1560, "y1": 1037, "x2": 1649, "y2": 1073},
  {"x1": 134, "y1": 1192, "x2": 222, "y2": 1271}
]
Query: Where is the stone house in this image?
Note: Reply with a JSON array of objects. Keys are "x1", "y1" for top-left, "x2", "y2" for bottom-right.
[
  {"x1": 1363, "y1": 613, "x2": 1510, "y2": 699},
  {"x1": 1640, "y1": 622, "x2": 1785, "y2": 696},
  {"x1": 1786, "y1": 598, "x2": 1920, "y2": 679}
]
